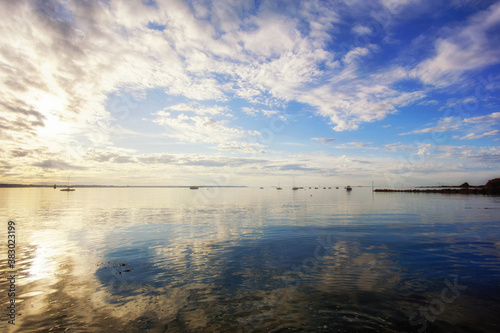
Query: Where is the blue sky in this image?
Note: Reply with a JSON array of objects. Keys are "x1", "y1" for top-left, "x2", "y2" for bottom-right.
[{"x1": 1, "y1": 0, "x2": 499, "y2": 187}]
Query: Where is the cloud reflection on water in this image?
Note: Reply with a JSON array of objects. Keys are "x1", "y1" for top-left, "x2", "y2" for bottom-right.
[{"x1": 2, "y1": 188, "x2": 500, "y2": 332}]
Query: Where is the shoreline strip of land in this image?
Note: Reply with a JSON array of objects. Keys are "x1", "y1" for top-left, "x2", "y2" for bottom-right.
[{"x1": 374, "y1": 178, "x2": 500, "y2": 195}]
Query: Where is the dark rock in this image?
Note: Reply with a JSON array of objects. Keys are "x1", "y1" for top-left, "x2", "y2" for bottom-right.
[
  {"x1": 484, "y1": 178, "x2": 500, "y2": 188},
  {"x1": 484, "y1": 178, "x2": 500, "y2": 194}
]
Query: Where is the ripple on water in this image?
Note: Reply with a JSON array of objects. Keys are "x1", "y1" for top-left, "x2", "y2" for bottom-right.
[{"x1": 2, "y1": 188, "x2": 500, "y2": 332}]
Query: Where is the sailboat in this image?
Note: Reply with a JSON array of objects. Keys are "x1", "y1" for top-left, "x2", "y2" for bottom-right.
[
  {"x1": 60, "y1": 175, "x2": 75, "y2": 191},
  {"x1": 292, "y1": 176, "x2": 299, "y2": 190}
]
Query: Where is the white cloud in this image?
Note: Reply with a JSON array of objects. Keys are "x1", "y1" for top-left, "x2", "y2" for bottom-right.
[
  {"x1": 412, "y1": 2, "x2": 500, "y2": 86},
  {"x1": 2, "y1": 0, "x2": 497, "y2": 142},
  {"x1": 400, "y1": 117, "x2": 462, "y2": 135},
  {"x1": 352, "y1": 25, "x2": 372, "y2": 35},
  {"x1": 1, "y1": 0, "x2": 499, "y2": 185},
  {"x1": 401, "y1": 111, "x2": 500, "y2": 142},
  {"x1": 464, "y1": 112, "x2": 500, "y2": 124},
  {"x1": 241, "y1": 107, "x2": 280, "y2": 117},
  {"x1": 163, "y1": 103, "x2": 228, "y2": 116},
  {"x1": 0, "y1": 0, "x2": 427, "y2": 149},
  {"x1": 383, "y1": 142, "x2": 414, "y2": 152},
  {"x1": 0, "y1": 0, "x2": 348, "y2": 183},
  {"x1": 439, "y1": 97, "x2": 478, "y2": 111},
  {"x1": 216, "y1": 142, "x2": 266, "y2": 153},
  {"x1": 311, "y1": 137, "x2": 336, "y2": 143},
  {"x1": 241, "y1": 107, "x2": 259, "y2": 116},
  {"x1": 86, "y1": 149, "x2": 269, "y2": 168},
  {"x1": 342, "y1": 46, "x2": 372, "y2": 65},
  {"x1": 418, "y1": 100, "x2": 439, "y2": 106},
  {"x1": 302, "y1": 80, "x2": 425, "y2": 131},
  {"x1": 347, "y1": 141, "x2": 372, "y2": 148},
  {"x1": 152, "y1": 111, "x2": 259, "y2": 144},
  {"x1": 380, "y1": 0, "x2": 421, "y2": 13},
  {"x1": 460, "y1": 130, "x2": 500, "y2": 140}
]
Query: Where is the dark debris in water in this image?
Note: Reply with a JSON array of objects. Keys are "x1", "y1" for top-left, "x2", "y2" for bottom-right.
[
  {"x1": 96, "y1": 261, "x2": 129, "y2": 269},
  {"x1": 95, "y1": 260, "x2": 136, "y2": 276}
]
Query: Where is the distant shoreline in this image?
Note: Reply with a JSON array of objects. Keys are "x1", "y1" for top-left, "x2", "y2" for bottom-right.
[
  {"x1": 373, "y1": 188, "x2": 494, "y2": 194},
  {"x1": 375, "y1": 178, "x2": 500, "y2": 195},
  {"x1": 0, "y1": 184, "x2": 247, "y2": 188},
  {"x1": 414, "y1": 185, "x2": 483, "y2": 188}
]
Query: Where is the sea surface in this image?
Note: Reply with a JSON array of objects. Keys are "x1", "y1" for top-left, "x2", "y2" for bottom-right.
[{"x1": 1, "y1": 187, "x2": 499, "y2": 332}]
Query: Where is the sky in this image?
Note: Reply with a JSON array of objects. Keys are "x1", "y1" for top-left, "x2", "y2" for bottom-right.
[{"x1": 0, "y1": 0, "x2": 499, "y2": 187}]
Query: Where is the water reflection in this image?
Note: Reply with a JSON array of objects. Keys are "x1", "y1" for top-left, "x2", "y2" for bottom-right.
[{"x1": 1, "y1": 188, "x2": 500, "y2": 332}]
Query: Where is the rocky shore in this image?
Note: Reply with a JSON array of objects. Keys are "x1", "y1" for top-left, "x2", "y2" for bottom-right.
[{"x1": 375, "y1": 178, "x2": 500, "y2": 195}]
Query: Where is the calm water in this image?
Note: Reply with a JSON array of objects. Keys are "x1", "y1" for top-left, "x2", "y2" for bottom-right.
[{"x1": 1, "y1": 187, "x2": 500, "y2": 332}]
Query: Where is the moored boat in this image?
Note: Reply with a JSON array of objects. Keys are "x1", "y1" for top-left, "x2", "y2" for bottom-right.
[{"x1": 60, "y1": 175, "x2": 75, "y2": 191}]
